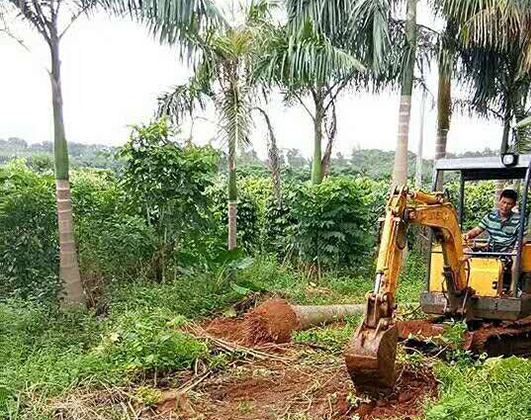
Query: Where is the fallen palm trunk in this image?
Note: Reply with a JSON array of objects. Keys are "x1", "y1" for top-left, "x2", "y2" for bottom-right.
[{"x1": 243, "y1": 299, "x2": 365, "y2": 344}]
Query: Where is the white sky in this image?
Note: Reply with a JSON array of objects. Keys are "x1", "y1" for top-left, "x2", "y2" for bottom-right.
[{"x1": 0, "y1": 2, "x2": 503, "y2": 160}]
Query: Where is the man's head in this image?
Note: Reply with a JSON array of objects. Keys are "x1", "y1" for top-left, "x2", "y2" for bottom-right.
[{"x1": 498, "y1": 189, "x2": 518, "y2": 217}]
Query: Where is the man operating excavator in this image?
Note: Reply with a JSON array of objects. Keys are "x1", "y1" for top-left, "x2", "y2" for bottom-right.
[{"x1": 463, "y1": 189, "x2": 520, "y2": 254}]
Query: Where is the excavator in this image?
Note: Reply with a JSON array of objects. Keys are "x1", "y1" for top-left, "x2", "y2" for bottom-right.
[{"x1": 345, "y1": 154, "x2": 531, "y2": 389}]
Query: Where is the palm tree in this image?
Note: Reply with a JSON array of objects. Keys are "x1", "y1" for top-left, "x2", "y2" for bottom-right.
[
  {"x1": 429, "y1": 16, "x2": 458, "y2": 190},
  {"x1": 158, "y1": 1, "x2": 364, "y2": 249},
  {"x1": 283, "y1": 0, "x2": 435, "y2": 186},
  {"x1": 3, "y1": 0, "x2": 221, "y2": 304},
  {"x1": 157, "y1": 0, "x2": 276, "y2": 251},
  {"x1": 282, "y1": 0, "x2": 393, "y2": 184},
  {"x1": 256, "y1": 20, "x2": 365, "y2": 184},
  {"x1": 391, "y1": 0, "x2": 417, "y2": 187}
]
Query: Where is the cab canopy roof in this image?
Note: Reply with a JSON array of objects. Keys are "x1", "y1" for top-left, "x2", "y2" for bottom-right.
[{"x1": 435, "y1": 155, "x2": 531, "y2": 181}]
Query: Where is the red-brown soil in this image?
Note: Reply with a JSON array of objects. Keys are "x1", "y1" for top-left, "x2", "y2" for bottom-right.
[
  {"x1": 179, "y1": 311, "x2": 440, "y2": 420},
  {"x1": 201, "y1": 299, "x2": 300, "y2": 346},
  {"x1": 163, "y1": 360, "x2": 437, "y2": 420}
]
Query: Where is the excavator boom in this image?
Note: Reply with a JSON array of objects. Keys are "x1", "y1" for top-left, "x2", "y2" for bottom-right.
[{"x1": 345, "y1": 187, "x2": 470, "y2": 389}]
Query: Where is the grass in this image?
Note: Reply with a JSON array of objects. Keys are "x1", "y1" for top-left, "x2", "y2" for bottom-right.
[
  {"x1": 1, "y1": 249, "x2": 429, "y2": 418},
  {"x1": 0, "y1": 273, "x2": 241, "y2": 420},
  {"x1": 239, "y1": 250, "x2": 427, "y2": 306},
  {"x1": 425, "y1": 357, "x2": 531, "y2": 420},
  {"x1": 292, "y1": 315, "x2": 362, "y2": 355}
]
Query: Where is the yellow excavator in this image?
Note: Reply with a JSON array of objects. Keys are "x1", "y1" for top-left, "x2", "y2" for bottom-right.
[{"x1": 345, "y1": 154, "x2": 531, "y2": 389}]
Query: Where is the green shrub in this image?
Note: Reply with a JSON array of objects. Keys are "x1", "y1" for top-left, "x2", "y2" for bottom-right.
[
  {"x1": 118, "y1": 120, "x2": 220, "y2": 280},
  {"x1": 285, "y1": 177, "x2": 371, "y2": 268},
  {"x1": 262, "y1": 197, "x2": 294, "y2": 256},
  {"x1": 0, "y1": 160, "x2": 60, "y2": 301},
  {"x1": 77, "y1": 215, "x2": 158, "y2": 283},
  {"x1": 98, "y1": 309, "x2": 207, "y2": 373},
  {"x1": 69, "y1": 169, "x2": 158, "y2": 284}
]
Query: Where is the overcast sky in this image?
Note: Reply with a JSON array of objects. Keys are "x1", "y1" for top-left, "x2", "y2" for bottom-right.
[{"x1": 0, "y1": 2, "x2": 503, "y2": 159}]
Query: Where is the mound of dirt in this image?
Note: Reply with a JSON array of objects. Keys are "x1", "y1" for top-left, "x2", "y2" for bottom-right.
[
  {"x1": 201, "y1": 299, "x2": 300, "y2": 346},
  {"x1": 241, "y1": 298, "x2": 300, "y2": 344}
]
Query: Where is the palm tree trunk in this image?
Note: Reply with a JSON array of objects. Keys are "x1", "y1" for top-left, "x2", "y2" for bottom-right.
[
  {"x1": 254, "y1": 107, "x2": 282, "y2": 202},
  {"x1": 228, "y1": 136, "x2": 237, "y2": 251},
  {"x1": 495, "y1": 110, "x2": 512, "y2": 206},
  {"x1": 321, "y1": 101, "x2": 337, "y2": 181},
  {"x1": 49, "y1": 34, "x2": 84, "y2": 305},
  {"x1": 311, "y1": 89, "x2": 324, "y2": 185},
  {"x1": 435, "y1": 70, "x2": 452, "y2": 190},
  {"x1": 416, "y1": 90, "x2": 426, "y2": 188},
  {"x1": 392, "y1": 0, "x2": 417, "y2": 188}
]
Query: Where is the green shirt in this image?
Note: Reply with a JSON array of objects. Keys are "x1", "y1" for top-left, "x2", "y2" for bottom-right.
[{"x1": 478, "y1": 211, "x2": 520, "y2": 250}]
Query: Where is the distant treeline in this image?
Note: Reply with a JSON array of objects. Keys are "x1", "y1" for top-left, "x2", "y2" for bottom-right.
[{"x1": 0, "y1": 136, "x2": 499, "y2": 183}]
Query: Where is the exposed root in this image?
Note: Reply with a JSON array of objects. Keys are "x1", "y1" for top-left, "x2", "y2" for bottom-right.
[{"x1": 241, "y1": 298, "x2": 300, "y2": 344}]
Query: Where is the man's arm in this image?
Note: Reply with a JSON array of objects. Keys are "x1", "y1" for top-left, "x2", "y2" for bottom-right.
[
  {"x1": 463, "y1": 215, "x2": 488, "y2": 242},
  {"x1": 463, "y1": 227, "x2": 483, "y2": 242}
]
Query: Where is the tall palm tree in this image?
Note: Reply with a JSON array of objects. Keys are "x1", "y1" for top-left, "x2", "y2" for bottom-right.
[
  {"x1": 157, "y1": 0, "x2": 275, "y2": 251},
  {"x1": 430, "y1": 17, "x2": 458, "y2": 190},
  {"x1": 3, "y1": 0, "x2": 221, "y2": 304},
  {"x1": 283, "y1": 0, "x2": 435, "y2": 186},
  {"x1": 283, "y1": 0, "x2": 394, "y2": 184},
  {"x1": 391, "y1": 0, "x2": 417, "y2": 187},
  {"x1": 256, "y1": 20, "x2": 365, "y2": 184},
  {"x1": 158, "y1": 1, "x2": 365, "y2": 250}
]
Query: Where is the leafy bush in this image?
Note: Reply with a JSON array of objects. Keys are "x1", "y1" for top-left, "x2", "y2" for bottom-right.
[
  {"x1": 0, "y1": 160, "x2": 61, "y2": 301},
  {"x1": 284, "y1": 178, "x2": 371, "y2": 268},
  {"x1": 77, "y1": 215, "x2": 157, "y2": 284},
  {"x1": 70, "y1": 169, "x2": 158, "y2": 285},
  {"x1": 118, "y1": 120, "x2": 220, "y2": 279},
  {"x1": 98, "y1": 309, "x2": 207, "y2": 372}
]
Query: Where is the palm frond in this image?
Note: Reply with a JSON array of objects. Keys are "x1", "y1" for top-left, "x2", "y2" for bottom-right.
[
  {"x1": 219, "y1": 81, "x2": 253, "y2": 151},
  {"x1": 436, "y1": 0, "x2": 531, "y2": 73},
  {"x1": 284, "y1": 0, "x2": 394, "y2": 73},
  {"x1": 157, "y1": 79, "x2": 211, "y2": 124},
  {"x1": 97, "y1": 0, "x2": 224, "y2": 62},
  {"x1": 255, "y1": 21, "x2": 364, "y2": 88}
]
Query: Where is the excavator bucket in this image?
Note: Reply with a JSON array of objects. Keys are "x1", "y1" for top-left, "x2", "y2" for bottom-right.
[{"x1": 345, "y1": 324, "x2": 398, "y2": 389}]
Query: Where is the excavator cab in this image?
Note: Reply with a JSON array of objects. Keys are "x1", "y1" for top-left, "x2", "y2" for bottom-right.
[
  {"x1": 346, "y1": 154, "x2": 531, "y2": 390},
  {"x1": 422, "y1": 154, "x2": 531, "y2": 320}
]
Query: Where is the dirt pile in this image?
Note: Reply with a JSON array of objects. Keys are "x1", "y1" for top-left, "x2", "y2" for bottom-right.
[{"x1": 201, "y1": 299, "x2": 300, "y2": 346}]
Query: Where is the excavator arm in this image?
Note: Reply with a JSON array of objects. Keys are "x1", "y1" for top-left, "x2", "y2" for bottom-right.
[{"x1": 345, "y1": 187, "x2": 471, "y2": 389}]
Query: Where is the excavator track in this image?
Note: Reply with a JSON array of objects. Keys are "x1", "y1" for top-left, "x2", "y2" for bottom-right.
[{"x1": 397, "y1": 317, "x2": 531, "y2": 357}]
